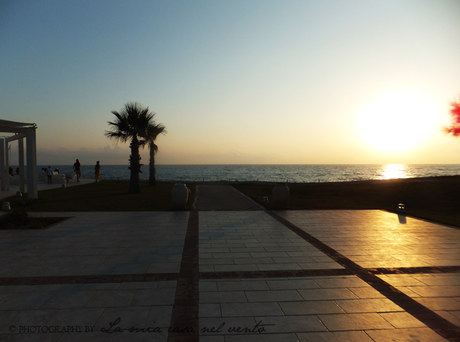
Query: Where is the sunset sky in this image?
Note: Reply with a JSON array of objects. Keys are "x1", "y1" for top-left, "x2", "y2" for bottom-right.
[{"x1": 1, "y1": 0, "x2": 460, "y2": 165}]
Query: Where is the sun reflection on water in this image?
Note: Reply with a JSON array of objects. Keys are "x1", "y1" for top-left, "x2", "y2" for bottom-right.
[{"x1": 379, "y1": 164, "x2": 409, "y2": 180}]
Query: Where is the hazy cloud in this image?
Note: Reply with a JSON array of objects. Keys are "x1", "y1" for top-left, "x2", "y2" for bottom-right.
[
  {"x1": 156, "y1": 150, "x2": 282, "y2": 165},
  {"x1": 35, "y1": 145, "x2": 134, "y2": 165}
]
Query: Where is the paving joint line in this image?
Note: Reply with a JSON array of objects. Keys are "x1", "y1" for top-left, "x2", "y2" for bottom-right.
[
  {"x1": 370, "y1": 266, "x2": 460, "y2": 275},
  {"x1": 1, "y1": 265, "x2": 460, "y2": 286},
  {"x1": 199, "y1": 269, "x2": 354, "y2": 279},
  {"x1": 0, "y1": 273, "x2": 179, "y2": 286},
  {"x1": 267, "y1": 209, "x2": 460, "y2": 341},
  {"x1": 230, "y1": 185, "x2": 266, "y2": 210},
  {"x1": 167, "y1": 210, "x2": 199, "y2": 342}
]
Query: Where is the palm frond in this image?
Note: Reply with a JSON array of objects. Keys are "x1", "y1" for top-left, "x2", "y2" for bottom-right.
[{"x1": 150, "y1": 141, "x2": 159, "y2": 153}]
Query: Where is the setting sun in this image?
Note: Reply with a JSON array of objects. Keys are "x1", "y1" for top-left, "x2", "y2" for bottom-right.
[{"x1": 358, "y1": 91, "x2": 438, "y2": 152}]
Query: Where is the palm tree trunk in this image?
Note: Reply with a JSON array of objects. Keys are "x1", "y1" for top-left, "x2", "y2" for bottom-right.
[
  {"x1": 128, "y1": 136, "x2": 141, "y2": 193},
  {"x1": 149, "y1": 142, "x2": 156, "y2": 186}
]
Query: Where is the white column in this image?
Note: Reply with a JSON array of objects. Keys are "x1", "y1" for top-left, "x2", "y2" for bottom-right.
[
  {"x1": 4, "y1": 140, "x2": 9, "y2": 191},
  {"x1": 26, "y1": 127, "x2": 38, "y2": 199},
  {"x1": 0, "y1": 139, "x2": 5, "y2": 190},
  {"x1": 19, "y1": 138, "x2": 25, "y2": 193}
]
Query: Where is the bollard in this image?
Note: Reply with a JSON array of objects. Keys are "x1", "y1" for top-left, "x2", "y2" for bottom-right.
[
  {"x1": 172, "y1": 183, "x2": 189, "y2": 210},
  {"x1": 2, "y1": 202, "x2": 11, "y2": 211},
  {"x1": 272, "y1": 183, "x2": 290, "y2": 209}
]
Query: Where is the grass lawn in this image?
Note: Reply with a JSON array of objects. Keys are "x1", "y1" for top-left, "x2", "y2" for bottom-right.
[
  {"x1": 7, "y1": 181, "x2": 195, "y2": 211},
  {"x1": 4, "y1": 176, "x2": 460, "y2": 229},
  {"x1": 234, "y1": 176, "x2": 460, "y2": 228}
]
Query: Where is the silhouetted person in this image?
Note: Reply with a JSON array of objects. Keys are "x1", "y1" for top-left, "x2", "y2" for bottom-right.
[
  {"x1": 73, "y1": 159, "x2": 81, "y2": 182},
  {"x1": 46, "y1": 166, "x2": 53, "y2": 184},
  {"x1": 95, "y1": 161, "x2": 101, "y2": 183}
]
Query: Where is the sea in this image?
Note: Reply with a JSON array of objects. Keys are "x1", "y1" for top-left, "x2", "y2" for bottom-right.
[{"x1": 33, "y1": 164, "x2": 460, "y2": 183}]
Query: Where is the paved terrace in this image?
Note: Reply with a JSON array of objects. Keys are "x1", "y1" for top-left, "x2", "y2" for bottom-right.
[{"x1": 0, "y1": 185, "x2": 460, "y2": 341}]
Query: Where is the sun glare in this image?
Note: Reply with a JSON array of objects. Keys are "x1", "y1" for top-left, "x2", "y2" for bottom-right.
[
  {"x1": 379, "y1": 164, "x2": 408, "y2": 180},
  {"x1": 357, "y1": 91, "x2": 437, "y2": 152}
]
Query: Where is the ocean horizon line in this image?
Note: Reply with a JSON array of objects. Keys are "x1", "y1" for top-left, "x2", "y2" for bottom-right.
[
  {"x1": 6, "y1": 164, "x2": 459, "y2": 184},
  {"x1": 35, "y1": 163, "x2": 460, "y2": 166}
]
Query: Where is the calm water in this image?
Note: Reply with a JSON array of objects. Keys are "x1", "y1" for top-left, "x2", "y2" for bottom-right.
[{"x1": 35, "y1": 164, "x2": 460, "y2": 183}]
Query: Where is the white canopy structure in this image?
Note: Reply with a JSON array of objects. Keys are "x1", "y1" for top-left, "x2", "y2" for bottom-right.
[{"x1": 0, "y1": 119, "x2": 38, "y2": 199}]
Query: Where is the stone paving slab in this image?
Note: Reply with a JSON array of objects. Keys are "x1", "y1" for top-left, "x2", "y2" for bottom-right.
[
  {"x1": 195, "y1": 185, "x2": 262, "y2": 211},
  {"x1": 0, "y1": 281, "x2": 174, "y2": 341},
  {"x1": 198, "y1": 275, "x2": 432, "y2": 339},
  {"x1": 0, "y1": 212, "x2": 189, "y2": 278},
  {"x1": 0, "y1": 209, "x2": 460, "y2": 341},
  {"x1": 277, "y1": 210, "x2": 460, "y2": 269},
  {"x1": 199, "y1": 211, "x2": 341, "y2": 273}
]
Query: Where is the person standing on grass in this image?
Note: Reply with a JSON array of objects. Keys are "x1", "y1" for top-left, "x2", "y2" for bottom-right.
[
  {"x1": 46, "y1": 166, "x2": 53, "y2": 184},
  {"x1": 73, "y1": 159, "x2": 81, "y2": 182},
  {"x1": 95, "y1": 161, "x2": 101, "y2": 183}
]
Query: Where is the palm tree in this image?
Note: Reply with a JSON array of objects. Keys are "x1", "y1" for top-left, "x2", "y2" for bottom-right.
[
  {"x1": 105, "y1": 102, "x2": 154, "y2": 193},
  {"x1": 143, "y1": 122, "x2": 166, "y2": 186}
]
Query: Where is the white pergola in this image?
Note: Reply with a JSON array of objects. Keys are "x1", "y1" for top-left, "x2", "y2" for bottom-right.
[{"x1": 0, "y1": 119, "x2": 38, "y2": 199}]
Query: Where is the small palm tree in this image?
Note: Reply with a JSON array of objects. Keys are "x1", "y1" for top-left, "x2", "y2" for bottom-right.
[
  {"x1": 105, "y1": 102, "x2": 154, "y2": 193},
  {"x1": 143, "y1": 122, "x2": 166, "y2": 186}
]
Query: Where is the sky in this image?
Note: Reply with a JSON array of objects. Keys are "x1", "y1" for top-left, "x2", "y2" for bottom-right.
[{"x1": 1, "y1": 0, "x2": 460, "y2": 165}]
